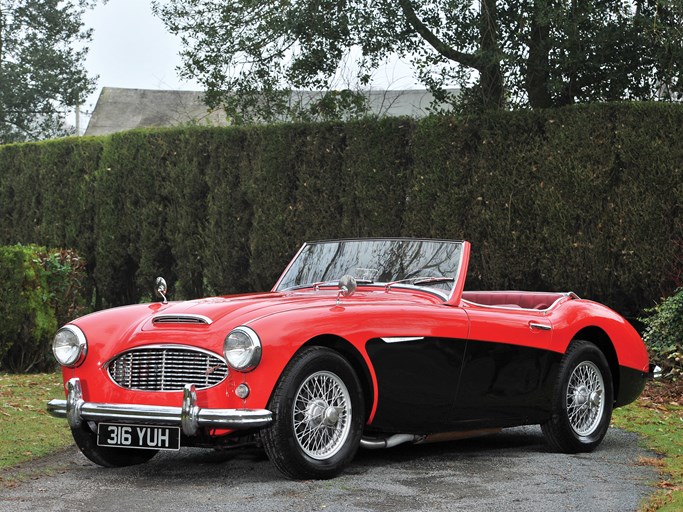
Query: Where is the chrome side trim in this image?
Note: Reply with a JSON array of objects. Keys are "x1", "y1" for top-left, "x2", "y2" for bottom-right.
[
  {"x1": 380, "y1": 336, "x2": 425, "y2": 343},
  {"x1": 47, "y1": 378, "x2": 272, "y2": 435}
]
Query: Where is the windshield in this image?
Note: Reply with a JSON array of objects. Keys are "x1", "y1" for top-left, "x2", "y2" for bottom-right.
[{"x1": 274, "y1": 239, "x2": 464, "y2": 296}]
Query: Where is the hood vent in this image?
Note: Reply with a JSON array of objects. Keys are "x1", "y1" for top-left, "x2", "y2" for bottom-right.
[{"x1": 152, "y1": 314, "x2": 213, "y2": 325}]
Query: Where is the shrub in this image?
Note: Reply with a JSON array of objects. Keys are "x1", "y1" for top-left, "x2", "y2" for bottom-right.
[
  {"x1": 640, "y1": 288, "x2": 683, "y2": 379},
  {"x1": 0, "y1": 245, "x2": 89, "y2": 372}
]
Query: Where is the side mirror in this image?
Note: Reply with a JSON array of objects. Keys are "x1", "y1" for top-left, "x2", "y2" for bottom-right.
[{"x1": 155, "y1": 277, "x2": 168, "y2": 304}]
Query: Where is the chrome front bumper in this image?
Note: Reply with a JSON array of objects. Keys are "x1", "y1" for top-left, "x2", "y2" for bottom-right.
[{"x1": 47, "y1": 378, "x2": 273, "y2": 436}]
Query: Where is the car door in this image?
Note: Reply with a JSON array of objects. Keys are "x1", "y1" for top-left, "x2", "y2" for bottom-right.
[
  {"x1": 365, "y1": 305, "x2": 470, "y2": 433},
  {"x1": 453, "y1": 307, "x2": 559, "y2": 427}
]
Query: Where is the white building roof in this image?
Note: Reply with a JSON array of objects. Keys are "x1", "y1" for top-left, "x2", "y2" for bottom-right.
[{"x1": 85, "y1": 87, "x2": 457, "y2": 136}]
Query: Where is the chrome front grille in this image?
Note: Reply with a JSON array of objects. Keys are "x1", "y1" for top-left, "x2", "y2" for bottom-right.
[{"x1": 107, "y1": 346, "x2": 229, "y2": 391}]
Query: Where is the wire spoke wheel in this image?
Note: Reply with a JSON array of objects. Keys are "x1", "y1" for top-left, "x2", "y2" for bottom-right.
[
  {"x1": 542, "y1": 340, "x2": 613, "y2": 454},
  {"x1": 262, "y1": 347, "x2": 363, "y2": 479},
  {"x1": 293, "y1": 371, "x2": 352, "y2": 460},
  {"x1": 566, "y1": 361, "x2": 605, "y2": 436}
]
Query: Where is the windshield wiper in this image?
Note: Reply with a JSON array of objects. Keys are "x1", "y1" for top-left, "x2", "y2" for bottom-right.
[
  {"x1": 385, "y1": 276, "x2": 454, "y2": 290},
  {"x1": 284, "y1": 278, "x2": 374, "y2": 291},
  {"x1": 412, "y1": 277, "x2": 454, "y2": 286}
]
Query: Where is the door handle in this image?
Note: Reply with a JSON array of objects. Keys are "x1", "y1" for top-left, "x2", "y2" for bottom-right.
[{"x1": 529, "y1": 322, "x2": 551, "y2": 331}]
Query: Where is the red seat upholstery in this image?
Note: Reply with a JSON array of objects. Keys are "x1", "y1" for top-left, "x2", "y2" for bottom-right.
[{"x1": 461, "y1": 291, "x2": 566, "y2": 310}]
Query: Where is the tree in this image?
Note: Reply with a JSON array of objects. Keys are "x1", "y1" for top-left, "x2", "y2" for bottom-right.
[
  {"x1": 0, "y1": 0, "x2": 99, "y2": 144},
  {"x1": 153, "y1": 0, "x2": 683, "y2": 120}
]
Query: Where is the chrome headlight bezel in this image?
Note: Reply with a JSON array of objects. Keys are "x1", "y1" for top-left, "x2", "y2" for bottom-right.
[
  {"x1": 52, "y1": 325, "x2": 87, "y2": 367},
  {"x1": 224, "y1": 326, "x2": 262, "y2": 372}
]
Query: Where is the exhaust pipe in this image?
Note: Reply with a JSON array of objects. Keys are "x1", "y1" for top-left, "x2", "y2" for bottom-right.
[
  {"x1": 360, "y1": 428, "x2": 501, "y2": 450},
  {"x1": 360, "y1": 434, "x2": 423, "y2": 449}
]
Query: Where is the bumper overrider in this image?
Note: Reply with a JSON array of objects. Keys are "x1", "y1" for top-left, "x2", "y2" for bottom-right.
[{"x1": 47, "y1": 378, "x2": 273, "y2": 436}]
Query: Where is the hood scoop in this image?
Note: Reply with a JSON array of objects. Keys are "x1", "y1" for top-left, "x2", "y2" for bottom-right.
[{"x1": 152, "y1": 314, "x2": 213, "y2": 325}]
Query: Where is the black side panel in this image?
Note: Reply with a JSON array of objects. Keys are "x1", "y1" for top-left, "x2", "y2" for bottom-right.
[
  {"x1": 453, "y1": 341, "x2": 562, "y2": 426},
  {"x1": 367, "y1": 338, "x2": 563, "y2": 433},
  {"x1": 366, "y1": 337, "x2": 466, "y2": 433},
  {"x1": 616, "y1": 366, "x2": 646, "y2": 407}
]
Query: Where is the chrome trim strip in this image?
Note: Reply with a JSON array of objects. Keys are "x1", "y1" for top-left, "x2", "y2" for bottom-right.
[
  {"x1": 446, "y1": 243, "x2": 467, "y2": 303},
  {"x1": 380, "y1": 336, "x2": 425, "y2": 343},
  {"x1": 47, "y1": 378, "x2": 272, "y2": 435},
  {"x1": 152, "y1": 314, "x2": 213, "y2": 325},
  {"x1": 106, "y1": 344, "x2": 226, "y2": 362}
]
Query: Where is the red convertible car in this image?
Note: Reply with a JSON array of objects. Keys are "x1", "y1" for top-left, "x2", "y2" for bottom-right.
[{"x1": 48, "y1": 239, "x2": 653, "y2": 479}]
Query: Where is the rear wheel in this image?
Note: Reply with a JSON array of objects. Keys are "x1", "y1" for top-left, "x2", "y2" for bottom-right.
[
  {"x1": 71, "y1": 422, "x2": 158, "y2": 467},
  {"x1": 262, "y1": 346, "x2": 364, "y2": 479},
  {"x1": 542, "y1": 340, "x2": 613, "y2": 453}
]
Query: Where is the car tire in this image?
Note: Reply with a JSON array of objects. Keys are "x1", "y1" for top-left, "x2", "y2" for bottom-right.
[
  {"x1": 71, "y1": 422, "x2": 159, "y2": 467},
  {"x1": 541, "y1": 340, "x2": 614, "y2": 453},
  {"x1": 261, "y1": 346, "x2": 364, "y2": 480}
]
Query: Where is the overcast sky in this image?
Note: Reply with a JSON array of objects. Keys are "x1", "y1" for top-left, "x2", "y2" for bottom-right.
[
  {"x1": 78, "y1": 0, "x2": 418, "y2": 131},
  {"x1": 81, "y1": 1, "x2": 199, "y2": 120}
]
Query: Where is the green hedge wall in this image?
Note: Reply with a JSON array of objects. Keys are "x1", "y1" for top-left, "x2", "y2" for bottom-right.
[
  {"x1": 0, "y1": 246, "x2": 89, "y2": 372},
  {"x1": 0, "y1": 103, "x2": 681, "y2": 318}
]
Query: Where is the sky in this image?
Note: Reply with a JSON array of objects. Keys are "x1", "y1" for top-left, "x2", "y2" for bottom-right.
[
  {"x1": 78, "y1": 0, "x2": 419, "y2": 132},
  {"x1": 79, "y1": 0, "x2": 200, "y2": 128}
]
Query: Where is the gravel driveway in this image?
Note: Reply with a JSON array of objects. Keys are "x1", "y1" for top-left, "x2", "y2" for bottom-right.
[{"x1": 0, "y1": 426, "x2": 656, "y2": 512}]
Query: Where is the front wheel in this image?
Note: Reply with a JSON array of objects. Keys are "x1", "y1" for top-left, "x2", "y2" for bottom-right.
[
  {"x1": 262, "y1": 347, "x2": 364, "y2": 479},
  {"x1": 542, "y1": 340, "x2": 613, "y2": 453},
  {"x1": 71, "y1": 422, "x2": 158, "y2": 467}
]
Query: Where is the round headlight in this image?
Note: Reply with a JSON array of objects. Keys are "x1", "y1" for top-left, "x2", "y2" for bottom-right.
[
  {"x1": 224, "y1": 326, "x2": 261, "y2": 372},
  {"x1": 52, "y1": 325, "x2": 87, "y2": 367}
]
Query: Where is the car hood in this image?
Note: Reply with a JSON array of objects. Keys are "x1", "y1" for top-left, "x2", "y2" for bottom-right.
[
  {"x1": 144, "y1": 288, "x2": 441, "y2": 329},
  {"x1": 71, "y1": 287, "x2": 443, "y2": 353},
  {"x1": 142, "y1": 292, "x2": 288, "y2": 329}
]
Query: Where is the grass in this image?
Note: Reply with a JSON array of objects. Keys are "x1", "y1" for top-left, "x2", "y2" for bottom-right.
[
  {"x1": 0, "y1": 373, "x2": 680, "y2": 511},
  {"x1": 0, "y1": 372, "x2": 72, "y2": 470},
  {"x1": 612, "y1": 382, "x2": 683, "y2": 511}
]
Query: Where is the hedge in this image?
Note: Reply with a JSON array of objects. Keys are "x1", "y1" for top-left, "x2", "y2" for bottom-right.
[
  {"x1": 0, "y1": 245, "x2": 89, "y2": 372},
  {"x1": 0, "y1": 102, "x2": 681, "y2": 318}
]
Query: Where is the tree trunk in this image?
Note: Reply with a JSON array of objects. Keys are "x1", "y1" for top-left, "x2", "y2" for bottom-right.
[
  {"x1": 479, "y1": 0, "x2": 505, "y2": 109},
  {"x1": 557, "y1": 0, "x2": 579, "y2": 105},
  {"x1": 399, "y1": 0, "x2": 504, "y2": 110},
  {"x1": 526, "y1": 2, "x2": 552, "y2": 108}
]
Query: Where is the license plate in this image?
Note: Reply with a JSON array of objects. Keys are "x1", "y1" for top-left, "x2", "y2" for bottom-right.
[{"x1": 97, "y1": 423, "x2": 180, "y2": 451}]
